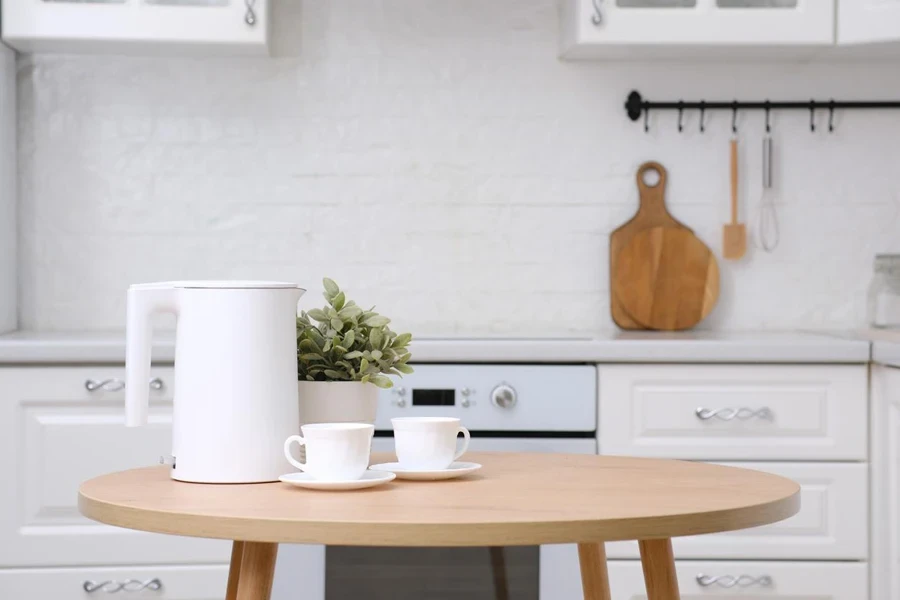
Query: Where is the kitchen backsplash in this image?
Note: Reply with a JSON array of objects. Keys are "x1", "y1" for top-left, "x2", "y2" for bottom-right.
[{"x1": 15, "y1": 0, "x2": 900, "y2": 334}]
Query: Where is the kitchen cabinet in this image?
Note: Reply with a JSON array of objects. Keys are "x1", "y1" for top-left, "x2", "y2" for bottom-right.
[
  {"x1": 0, "y1": 367, "x2": 229, "y2": 567},
  {"x1": 838, "y1": 1, "x2": 900, "y2": 45},
  {"x1": 560, "y1": 0, "x2": 835, "y2": 58},
  {"x1": 541, "y1": 550, "x2": 868, "y2": 599},
  {"x1": 0, "y1": 565, "x2": 228, "y2": 600},
  {"x1": 0, "y1": 45, "x2": 14, "y2": 335},
  {"x1": 1, "y1": 0, "x2": 269, "y2": 55},
  {"x1": 871, "y1": 364, "x2": 900, "y2": 600},
  {"x1": 598, "y1": 364, "x2": 868, "y2": 461}
]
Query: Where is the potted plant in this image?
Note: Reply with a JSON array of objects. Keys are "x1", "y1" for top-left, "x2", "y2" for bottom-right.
[{"x1": 296, "y1": 278, "x2": 413, "y2": 426}]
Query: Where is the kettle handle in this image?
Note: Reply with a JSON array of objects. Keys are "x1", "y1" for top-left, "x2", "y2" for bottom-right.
[{"x1": 125, "y1": 286, "x2": 178, "y2": 427}]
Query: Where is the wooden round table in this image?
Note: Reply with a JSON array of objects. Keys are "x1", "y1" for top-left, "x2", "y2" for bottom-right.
[{"x1": 79, "y1": 453, "x2": 799, "y2": 600}]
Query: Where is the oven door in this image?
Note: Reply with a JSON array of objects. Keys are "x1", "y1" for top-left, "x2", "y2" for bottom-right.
[{"x1": 310, "y1": 437, "x2": 596, "y2": 600}]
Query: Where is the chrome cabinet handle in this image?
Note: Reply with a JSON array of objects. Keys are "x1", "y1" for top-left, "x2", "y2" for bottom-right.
[
  {"x1": 696, "y1": 574, "x2": 773, "y2": 588},
  {"x1": 85, "y1": 378, "x2": 165, "y2": 392},
  {"x1": 591, "y1": 0, "x2": 603, "y2": 25},
  {"x1": 695, "y1": 407, "x2": 773, "y2": 421},
  {"x1": 83, "y1": 578, "x2": 162, "y2": 593}
]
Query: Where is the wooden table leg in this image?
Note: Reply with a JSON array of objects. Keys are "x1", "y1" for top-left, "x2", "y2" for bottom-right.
[
  {"x1": 639, "y1": 539, "x2": 680, "y2": 600},
  {"x1": 577, "y1": 543, "x2": 612, "y2": 600},
  {"x1": 225, "y1": 541, "x2": 244, "y2": 600},
  {"x1": 235, "y1": 542, "x2": 278, "y2": 600},
  {"x1": 488, "y1": 546, "x2": 509, "y2": 600}
]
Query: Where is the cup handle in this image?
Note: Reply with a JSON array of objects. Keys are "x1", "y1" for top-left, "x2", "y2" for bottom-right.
[
  {"x1": 284, "y1": 435, "x2": 307, "y2": 471},
  {"x1": 454, "y1": 427, "x2": 470, "y2": 461}
]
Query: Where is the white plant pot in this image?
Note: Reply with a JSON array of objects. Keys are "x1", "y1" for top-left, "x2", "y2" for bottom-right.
[{"x1": 297, "y1": 381, "x2": 379, "y2": 427}]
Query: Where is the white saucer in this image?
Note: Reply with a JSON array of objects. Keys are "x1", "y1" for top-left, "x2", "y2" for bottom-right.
[
  {"x1": 368, "y1": 461, "x2": 482, "y2": 481},
  {"x1": 279, "y1": 470, "x2": 396, "y2": 491}
]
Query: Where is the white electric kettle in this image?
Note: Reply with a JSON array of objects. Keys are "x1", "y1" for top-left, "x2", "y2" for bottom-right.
[{"x1": 125, "y1": 280, "x2": 304, "y2": 483}]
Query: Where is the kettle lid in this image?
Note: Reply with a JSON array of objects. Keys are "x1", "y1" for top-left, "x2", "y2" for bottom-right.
[{"x1": 130, "y1": 280, "x2": 303, "y2": 290}]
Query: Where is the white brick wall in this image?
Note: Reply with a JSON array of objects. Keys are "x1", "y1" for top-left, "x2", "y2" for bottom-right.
[{"x1": 15, "y1": 0, "x2": 900, "y2": 334}]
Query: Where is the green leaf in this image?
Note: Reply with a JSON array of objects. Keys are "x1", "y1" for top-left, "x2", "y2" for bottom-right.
[
  {"x1": 322, "y1": 339, "x2": 332, "y2": 352},
  {"x1": 310, "y1": 328, "x2": 325, "y2": 348},
  {"x1": 323, "y1": 277, "x2": 339, "y2": 298},
  {"x1": 371, "y1": 349, "x2": 383, "y2": 360},
  {"x1": 392, "y1": 332, "x2": 412, "y2": 347},
  {"x1": 333, "y1": 345, "x2": 348, "y2": 355},
  {"x1": 307, "y1": 308, "x2": 328, "y2": 322},
  {"x1": 395, "y1": 363, "x2": 415, "y2": 374},
  {"x1": 343, "y1": 329, "x2": 356, "y2": 348},
  {"x1": 332, "y1": 291, "x2": 346, "y2": 311},
  {"x1": 331, "y1": 317, "x2": 343, "y2": 332},
  {"x1": 299, "y1": 338, "x2": 321, "y2": 353},
  {"x1": 360, "y1": 357, "x2": 369, "y2": 373},
  {"x1": 338, "y1": 305, "x2": 363, "y2": 319},
  {"x1": 324, "y1": 369, "x2": 350, "y2": 381},
  {"x1": 305, "y1": 374, "x2": 315, "y2": 381},
  {"x1": 364, "y1": 315, "x2": 390, "y2": 327},
  {"x1": 344, "y1": 350, "x2": 364, "y2": 359},
  {"x1": 300, "y1": 353, "x2": 324, "y2": 361},
  {"x1": 371, "y1": 374, "x2": 393, "y2": 389},
  {"x1": 369, "y1": 328, "x2": 383, "y2": 350},
  {"x1": 361, "y1": 374, "x2": 370, "y2": 384}
]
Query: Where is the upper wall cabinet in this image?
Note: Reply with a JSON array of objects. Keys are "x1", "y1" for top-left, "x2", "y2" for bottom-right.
[
  {"x1": 838, "y1": 1, "x2": 900, "y2": 45},
  {"x1": 560, "y1": 0, "x2": 835, "y2": 58},
  {"x1": 1, "y1": 0, "x2": 269, "y2": 55}
]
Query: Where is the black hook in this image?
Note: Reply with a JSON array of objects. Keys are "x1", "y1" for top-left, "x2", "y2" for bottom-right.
[
  {"x1": 731, "y1": 101, "x2": 738, "y2": 134},
  {"x1": 828, "y1": 99, "x2": 836, "y2": 133},
  {"x1": 677, "y1": 101, "x2": 684, "y2": 133},
  {"x1": 699, "y1": 101, "x2": 706, "y2": 133},
  {"x1": 810, "y1": 100, "x2": 816, "y2": 132},
  {"x1": 764, "y1": 101, "x2": 771, "y2": 134},
  {"x1": 644, "y1": 108, "x2": 650, "y2": 133}
]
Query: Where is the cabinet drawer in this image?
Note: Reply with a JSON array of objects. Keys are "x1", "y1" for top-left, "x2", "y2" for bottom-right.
[
  {"x1": 599, "y1": 365, "x2": 867, "y2": 460},
  {"x1": 606, "y1": 463, "x2": 867, "y2": 560},
  {"x1": 0, "y1": 564, "x2": 228, "y2": 600},
  {"x1": 608, "y1": 560, "x2": 867, "y2": 600},
  {"x1": 0, "y1": 367, "x2": 229, "y2": 567},
  {"x1": 541, "y1": 547, "x2": 867, "y2": 600}
]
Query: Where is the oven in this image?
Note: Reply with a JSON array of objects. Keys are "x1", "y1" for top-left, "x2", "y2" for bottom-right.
[{"x1": 272, "y1": 364, "x2": 598, "y2": 600}]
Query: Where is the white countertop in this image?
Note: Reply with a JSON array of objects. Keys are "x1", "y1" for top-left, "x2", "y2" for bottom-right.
[
  {"x1": 863, "y1": 329, "x2": 900, "y2": 369},
  {"x1": 0, "y1": 330, "x2": 872, "y2": 364}
]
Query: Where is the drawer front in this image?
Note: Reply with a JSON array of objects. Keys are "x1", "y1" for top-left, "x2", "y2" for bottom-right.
[
  {"x1": 606, "y1": 463, "x2": 867, "y2": 560},
  {"x1": 599, "y1": 365, "x2": 867, "y2": 460},
  {"x1": 0, "y1": 564, "x2": 228, "y2": 600},
  {"x1": 0, "y1": 367, "x2": 229, "y2": 567},
  {"x1": 540, "y1": 546, "x2": 866, "y2": 600},
  {"x1": 608, "y1": 560, "x2": 867, "y2": 600}
]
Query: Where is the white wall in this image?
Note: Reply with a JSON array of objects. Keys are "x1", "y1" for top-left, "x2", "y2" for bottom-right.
[
  {"x1": 1, "y1": 44, "x2": 16, "y2": 334},
  {"x1": 15, "y1": 0, "x2": 900, "y2": 335}
]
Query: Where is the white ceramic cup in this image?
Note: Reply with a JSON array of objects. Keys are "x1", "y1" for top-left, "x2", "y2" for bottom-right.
[
  {"x1": 283, "y1": 422, "x2": 374, "y2": 481},
  {"x1": 391, "y1": 417, "x2": 471, "y2": 471}
]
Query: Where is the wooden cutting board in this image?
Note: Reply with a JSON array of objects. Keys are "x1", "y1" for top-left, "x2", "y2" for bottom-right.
[
  {"x1": 609, "y1": 162, "x2": 689, "y2": 329},
  {"x1": 614, "y1": 226, "x2": 720, "y2": 331}
]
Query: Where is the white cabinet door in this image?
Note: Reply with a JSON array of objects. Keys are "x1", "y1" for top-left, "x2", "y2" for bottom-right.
[
  {"x1": 0, "y1": 44, "x2": 14, "y2": 335},
  {"x1": 560, "y1": 0, "x2": 835, "y2": 56},
  {"x1": 0, "y1": 564, "x2": 228, "y2": 600},
  {"x1": 0, "y1": 367, "x2": 229, "y2": 567},
  {"x1": 1, "y1": 0, "x2": 269, "y2": 55},
  {"x1": 871, "y1": 364, "x2": 900, "y2": 600},
  {"x1": 608, "y1": 560, "x2": 868, "y2": 599},
  {"x1": 540, "y1": 550, "x2": 867, "y2": 600},
  {"x1": 838, "y1": 0, "x2": 900, "y2": 45},
  {"x1": 606, "y1": 462, "x2": 867, "y2": 560},
  {"x1": 598, "y1": 365, "x2": 867, "y2": 461}
]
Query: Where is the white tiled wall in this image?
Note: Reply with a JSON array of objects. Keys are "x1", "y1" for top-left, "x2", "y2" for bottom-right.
[{"x1": 15, "y1": 0, "x2": 900, "y2": 334}]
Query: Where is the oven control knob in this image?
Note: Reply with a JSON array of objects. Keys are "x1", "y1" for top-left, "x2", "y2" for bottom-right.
[{"x1": 491, "y1": 384, "x2": 517, "y2": 409}]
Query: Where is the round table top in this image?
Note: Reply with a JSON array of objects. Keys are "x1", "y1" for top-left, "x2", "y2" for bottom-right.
[{"x1": 78, "y1": 453, "x2": 800, "y2": 547}]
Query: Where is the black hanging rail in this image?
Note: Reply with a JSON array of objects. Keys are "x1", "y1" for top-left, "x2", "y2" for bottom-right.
[{"x1": 625, "y1": 90, "x2": 900, "y2": 133}]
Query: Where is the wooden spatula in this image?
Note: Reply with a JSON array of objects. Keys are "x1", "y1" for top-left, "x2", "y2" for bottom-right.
[{"x1": 723, "y1": 139, "x2": 746, "y2": 260}]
